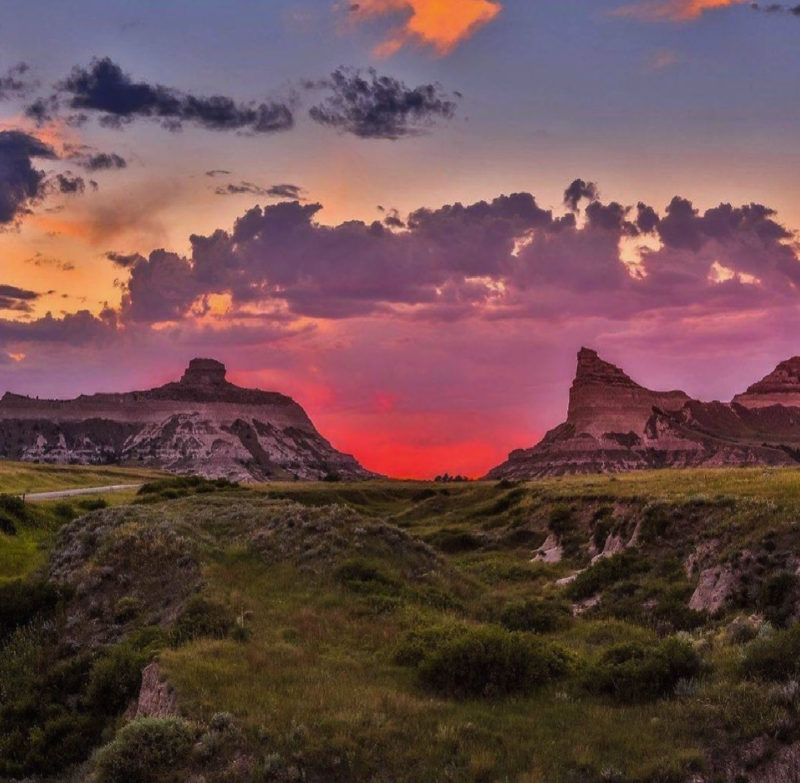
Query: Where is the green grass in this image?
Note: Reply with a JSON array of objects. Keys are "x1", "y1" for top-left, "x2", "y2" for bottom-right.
[
  {"x1": 8, "y1": 466, "x2": 800, "y2": 781},
  {"x1": 0, "y1": 460, "x2": 166, "y2": 494}
]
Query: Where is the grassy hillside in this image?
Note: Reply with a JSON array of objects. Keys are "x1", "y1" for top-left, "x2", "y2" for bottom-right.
[
  {"x1": 0, "y1": 460, "x2": 165, "y2": 494},
  {"x1": 4, "y1": 468, "x2": 800, "y2": 781}
]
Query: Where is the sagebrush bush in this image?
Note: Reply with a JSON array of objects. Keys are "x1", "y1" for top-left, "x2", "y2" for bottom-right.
[
  {"x1": 334, "y1": 558, "x2": 400, "y2": 595},
  {"x1": 0, "y1": 578, "x2": 63, "y2": 641},
  {"x1": 171, "y1": 595, "x2": 234, "y2": 644},
  {"x1": 498, "y1": 598, "x2": 572, "y2": 634},
  {"x1": 92, "y1": 717, "x2": 195, "y2": 783},
  {"x1": 583, "y1": 637, "x2": 703, "y2": 702},
  {"x1": 414, "y1": 626, "x2": 571, "y2": 698},
  {"x1": 86, "y1": 644, "x2": 147, "y2": 715},
  {"x1": 741, "y1": 625, "x2": 800, "y2": 681}
]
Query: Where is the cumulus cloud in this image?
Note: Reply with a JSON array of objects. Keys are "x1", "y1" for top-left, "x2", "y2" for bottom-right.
[
  {"x1": 564, "y1": 179, "x2": 599, "y2": 211},
  {"x1": 103, "y1": 183, "x2": 800, "y2": 329},
  {"x1": 346, "y1": 0, "x2": 502, "y2": 56},
  {"x1": 309, "y1": 67, "x2": 457, "y2": 139},
  {"x1": 0, "y1": 130, "x2": 56, "y2": 225},
  {"x1": 49, "y1": 57, "x2": 294, "y2": 134}
]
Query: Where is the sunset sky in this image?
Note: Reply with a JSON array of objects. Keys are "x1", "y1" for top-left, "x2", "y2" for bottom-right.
[{"x1": 1, "y1": 0, "x2": 799, "y2": 477}]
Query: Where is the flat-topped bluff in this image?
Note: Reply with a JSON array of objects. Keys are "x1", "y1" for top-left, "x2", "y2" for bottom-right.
[
  {"x1": 488, "y1": 348, "x2": 800, "y2": 479},
  {"x1": 0, "y1": 358, "x2": 373, "y2": 482}
]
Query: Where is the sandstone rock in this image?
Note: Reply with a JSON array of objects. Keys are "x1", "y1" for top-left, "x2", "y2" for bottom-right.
[
  {"x1": 0, "y1": 358, "x2": 375, "y2": 481},
  {"x1": 689, "y1": 566, "x2": 735, "y2": 613},
  {"x1": 532, "y1": 533, "x2": 563, "y2": 563},
  {"x1": 130, "y1": 662, "x2": 177, "y2": 719},
  {"x1": 488, "y1": 348, "x2": 800, "y2": 479}
]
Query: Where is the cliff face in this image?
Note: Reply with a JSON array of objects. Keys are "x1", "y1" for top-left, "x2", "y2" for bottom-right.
[
  {"x1": 487, "y1": 349, "x2": 800, "y2": 479},
  {"x1": 0, "y1": 358, "x2": 373, "y2": 481}
]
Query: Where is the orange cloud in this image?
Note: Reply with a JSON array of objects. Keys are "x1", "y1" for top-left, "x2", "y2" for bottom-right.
[
  {"x1": 616, "y1": 0, "x2": 746, "y2": 21},
  {"x1": 350, "y1": 0, "x2": 502, "y2": 56}
]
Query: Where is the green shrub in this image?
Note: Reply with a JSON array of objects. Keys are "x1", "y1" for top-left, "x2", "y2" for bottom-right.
[
  {"x1": 0, "y1": 578, "x2": 63, "y2": 640},
  {"x1": 416, "y1": 626, "x2": 571, "y2": 698},
  {"x1": 113, "y1": 596, "x2": 142, "y2": 623},
  {"x1": 426, "y1": 527, "x2": 482, "y2": 553},
  {"x1": 583, "y1": 637, "x2": 703, "y2": 702},
  {"x1": 548, "y1": 504, "x2": 574, "y2": 536},
  {"x1": 85, "y1": 644, "x2": 148, "y2": 715},
  {"x1": 498, "y1": 598, "x2": 572, "y2": 634},
  {"x1": 566, "y1": 550, "x2": 651, "y2": 601},
  {"x1": 0, "y1": 493, "x2": 33, "y2": 534},
  {"x1": 92, "y1": 717, "x2": 195, "y2": 783},
  {"x1": 78, "y1": 497, "x2": 108, "y2": 511},
  {"x1": 334, "y1": 558, "x2": 400, "y2": 595},
  {"x1": 171, "y1": 595, "x2": 234, "y2": 645},
  {"x1": 758, "y1": 571, "x2": 798, "y2": 628},
  {"x1": 136, "y1": 476, "x2": 240, "y2": 503},
  {"x1": 741, "y1": 625, "x2": 800, "y2": 681}
]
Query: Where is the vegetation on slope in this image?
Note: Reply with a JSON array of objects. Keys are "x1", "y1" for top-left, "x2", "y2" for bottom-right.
[{"x1": 5, "y1": 469, "x2": 800, "y2": 781}]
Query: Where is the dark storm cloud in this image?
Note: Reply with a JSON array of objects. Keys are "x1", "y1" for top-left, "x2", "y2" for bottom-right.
[
  {"x1": 54, "y1": 57, "x2": 294, "y2": 134},
  {"x1": 0, "y1": 62, "x2": 35, "y2": 100},
  {"x1": 563, "y1": 179, "x2": 599, "y2": 211},
  {"x1": 0, "y1": 130, "x2": 56, "y2": 225},
  {"x1": 308, "y1": 67, "x2": 458, "y2": 139},
  {"x1": 0, "y1": 284, "x2": 39, "y2": 313}
]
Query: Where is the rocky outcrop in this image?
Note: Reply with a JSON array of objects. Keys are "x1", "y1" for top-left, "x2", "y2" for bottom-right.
[
  {"x1": 0, "y1": 358, "x2": 373, "y2": 481},
  {"x1": 128, "y1": 663, "x2": 177, "y2": 719},
  {"x1": 488, "y1": 348, "x2": 800, "y2": 479},
  {"x1": 733, "y1": 355, "x2": 800, "y2": 408}
]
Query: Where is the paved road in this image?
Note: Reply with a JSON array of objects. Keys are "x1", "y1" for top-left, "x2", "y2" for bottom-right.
[{"x1": 23, "y1": 484, "x2": 142, "y2": 502}]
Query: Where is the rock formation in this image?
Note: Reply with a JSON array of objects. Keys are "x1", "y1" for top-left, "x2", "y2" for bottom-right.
[
  {"x1": 487, "y1": 348, "x2": 800, "y2": 479},
  {"x1": 0, "y1": 358, "x2": 372, "y2": 481}
]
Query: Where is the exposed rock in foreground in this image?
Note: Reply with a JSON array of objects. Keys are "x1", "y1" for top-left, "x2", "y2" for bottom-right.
[
  {"x1": 488, "y1": 348, "x2": 800, "y2": 478},
  {"x1": 0, "y1": 358, "x2": 372, "y2": 481}
]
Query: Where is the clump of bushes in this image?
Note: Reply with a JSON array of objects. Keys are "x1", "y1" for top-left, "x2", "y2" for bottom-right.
[
  {"x1": 136, "y1": 476, "x2": 241, "y2": 503},
  {"x1": 334, "y1": 558, "x2": 400, "y2": 595},
  {"x1": 397, "y1": 625, "x2": 571, "y2": 698},
  {"x1": 171, "y1": 595, "x2": 235, "y2": 645},
  {"x1": 741, "y1": 625, "x2": 800, "y2": 681},
  {"x1": 0, "y1": 578, "x2": 64, "y2": 641},
  {"x1": 497, "y1": 598, "x2": 572, "y2": 634},
  {"x1": 566, "y1": 550, "x2": 651, "y2": 601},
  {"x1": 583, "y1": 637, "x2": 703, "y2": 702},
  {"x1": 0, "y1": 493, "x2": 33, "y2": 535},
  {"x1": 758, "y1": 571, "x2": 798, "y2": 628},
  {"x1": 426, "y1": 527, "x2": 482, "y2": 554},
  {"x1": 92, "y1": 717, "x2": 195, "y2": 783}
]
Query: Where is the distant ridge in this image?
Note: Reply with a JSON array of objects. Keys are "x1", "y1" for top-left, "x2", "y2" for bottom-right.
[
  {"x1": 0, "y1": 358, "x2": 374, "y2": 482},
  {"x1": 487, "y1": 348, "x2": 800, "y2": 479}
]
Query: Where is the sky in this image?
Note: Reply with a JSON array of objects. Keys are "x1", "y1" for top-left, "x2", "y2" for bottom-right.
[{"x1": 0, "y1": 0, "x2": 799, "y2": 477}]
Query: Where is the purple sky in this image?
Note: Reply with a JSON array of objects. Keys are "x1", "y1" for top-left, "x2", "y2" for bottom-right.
[{"x1": 0, "y1": 0, "x2": 799, "y2": 476}]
